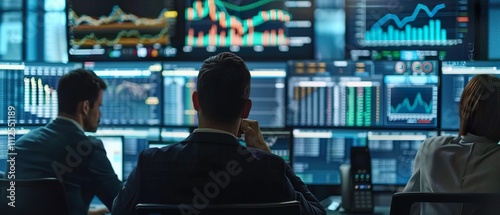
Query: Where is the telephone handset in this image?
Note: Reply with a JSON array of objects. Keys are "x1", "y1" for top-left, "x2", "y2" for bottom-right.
[{"x1": 340, "y1": 146, "x2": 374, "y2": 213}]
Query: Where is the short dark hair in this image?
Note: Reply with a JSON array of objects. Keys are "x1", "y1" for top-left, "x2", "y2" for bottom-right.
[
  {"x1": 197, "y1": 52, "x2": 251, "y2": 123},
  {"x1": 459, "y1": 74, "x2": 500, "y2": 142},
  {"x1": 57, "y1": 69, "x2": 107, "y2": 115}
]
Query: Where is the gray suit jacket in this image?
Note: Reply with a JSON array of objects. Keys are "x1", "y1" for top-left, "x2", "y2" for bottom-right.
[{"x1": 12, "y1": 118, "x2": 121, "y2": 215}]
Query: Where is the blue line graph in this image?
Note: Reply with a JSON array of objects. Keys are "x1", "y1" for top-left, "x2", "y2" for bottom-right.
[
  {"x1": 371, "y1": 3, "x2": 445, "y2": 29},
  {"x1": 391, "y1": 93, "x2": 433, "y2": 114}
]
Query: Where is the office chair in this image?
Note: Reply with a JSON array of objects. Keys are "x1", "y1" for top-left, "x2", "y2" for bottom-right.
[
  {"x1": 390, "y1": 192, "x2": 500, "y2": 215},
  {"x1": 136, "y1": 200, "x2": 301, "y2": 215},
  {"x1": 0, "y1": 177, "x2": 70, "y2": 215}
]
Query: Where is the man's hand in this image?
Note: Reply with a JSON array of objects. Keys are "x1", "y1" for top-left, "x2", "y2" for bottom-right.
[{"x1": 240, "y1": 119, "x2": 271, "y2": 153}]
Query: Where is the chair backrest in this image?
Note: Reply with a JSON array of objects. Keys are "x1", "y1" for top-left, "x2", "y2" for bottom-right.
[
  {"x1": 390, "y1": 192, "x2": 500, "y2": 215},
  {"x1": 0, "y1": 178, "x2": 70, "y2": 215},
  {"x1": 136, "y1": 200, "x2": 301, "y2": 215}
]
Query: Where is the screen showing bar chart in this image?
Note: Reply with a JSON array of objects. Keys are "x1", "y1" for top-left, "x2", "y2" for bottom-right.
[
  {"x1": 84, "y1": 62, "x2": 162, "y2": 125},
  {"x1": 163, "y1": 62, "x2": 286, "y2": 127},
  {"x1": 286, "y1": 61, "x2": 383, "y2": 127},
  {"x1": 181, "y1": 0, "x2": 314, "y2": 60},
  {"x1": 0, "y1": 62, "x2": 82, "y2": 125},
  {"x1": 67, "y1": 0, "x2": 179, "y2": 61},
  {"x1": 345, "y1": 0, "x2": 474, "y2": 61}
]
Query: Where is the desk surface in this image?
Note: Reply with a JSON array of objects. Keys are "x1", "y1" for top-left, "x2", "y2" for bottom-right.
[
  {"x1": 321, "y1": 195, "x2": 391, "y2": 215},
  {"x1": 327, "y1": 206, "x2": 390, "y2": 215}
]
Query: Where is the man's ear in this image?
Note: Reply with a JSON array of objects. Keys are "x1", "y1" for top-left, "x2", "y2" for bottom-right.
[
  {"x1": 81, "y1": 100, "x2": 90, "y2": 115},
  {"x1": 241, "y1": 99, "x2": 252, "y2": 118},
  {"x1": 192, "y1": 91, "x2": 200, "y2": 111}
]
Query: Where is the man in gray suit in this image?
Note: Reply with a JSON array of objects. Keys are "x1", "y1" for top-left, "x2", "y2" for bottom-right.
[{"x1": 13, "y1": 69, "x2": 121, "y2": 214}]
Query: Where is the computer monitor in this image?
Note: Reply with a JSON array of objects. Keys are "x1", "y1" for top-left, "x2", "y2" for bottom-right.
[
  {"x1": 163, "y1": 62, "x2": 286, "y2": 127},
  {"x1": 91, "y1": 127, "x2": 159, "y2": 181},
  {"x1": 292, "y1": 129, "x2": 367, "y2": 185},
  {"x1": 287, "y1": 60, "x2": 439, "y2": 128},
  {"x1": 367, "y1": 130, "x2": 437, "y2": 186},
  {"x1": 261, "y1": 129, "x2": 292, "y2": 164},
  {"x1": 345, "y1": 0, "x2": 475, "y2": 61},
  {"x1": 0, "y1": 62, "x2": 82, "y2": 125},
  {"x1": 95, "y1": 136, "x2": 124, "y2": 181},
  {"x1": 0, "y1": 128, "x2": 30, "y2": 173},
  {"x1": 180, "y1": 0, "x2": 314, "y2": 60},
  {"x1": 84, "y1": 62, "x2": 162, "y2": 125},
  {"x1": 441, "y1": 61, "x2": 500, "y2": 130},
  {"x1": 67, "y1": 0, "x2": 180, "y2": 61}
]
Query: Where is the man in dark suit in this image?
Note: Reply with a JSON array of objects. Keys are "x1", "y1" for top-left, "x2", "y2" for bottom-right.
[
  {"x1": 112, "y1": 52, "x2": 326, "y2": 215},
  {"x1": 13, "y1": 69, "x2": 121, "y2": 214}
]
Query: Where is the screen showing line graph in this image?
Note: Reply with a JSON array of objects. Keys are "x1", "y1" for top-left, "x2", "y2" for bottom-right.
[
  {"x1": 0, "y1": 62, "x2": 82, "y2": 125},
  {"x1": 441, "y1": 61, "x2": 500, "y2": 130},
  {"x1": 163, "y1": 61, "x2": 286, "y2": 127},
  {"x1": 84, "y1": 62, "x2": 162, "y2": 125},
  {"x1": 67, "y1": 0, "x2": 179, "y2": 61},
  {"x1": 345, "y1": 0, "x2": 475, "y2": 61},
  {"x1": 181, "y1": 0, "x2": 314, "y2": 60},
  {"x1": 383, "y1": 61, "x2": 439, "y2": 128}
]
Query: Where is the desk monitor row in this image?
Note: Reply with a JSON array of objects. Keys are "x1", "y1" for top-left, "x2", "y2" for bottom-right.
[{"x1": 1, "y1": 127, "x2": 457, "y2": 185}]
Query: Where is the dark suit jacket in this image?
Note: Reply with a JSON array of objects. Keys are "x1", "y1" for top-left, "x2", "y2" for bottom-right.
[
  {"x1": 112, "y1": 131, "x2": 325, "y2": 215},
  {"x1": 13, "y1": 118, "x2": 121, "y2": 215}
]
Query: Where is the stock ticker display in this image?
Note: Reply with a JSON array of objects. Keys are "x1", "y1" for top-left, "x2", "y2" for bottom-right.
[
  {"x1": 181, "y1": 0, "x2": 314, "y2": 60},
  {"x1": 162, "y1": 62, "x2": 286, "y2": 127},
  {"x1": 345, "y1": 0, "x2": 475, "y2": 60},
  {"x1": 67, "y1": 0, "x2": 179, "y2": 61},
  {"x1": 84, "y1": 62, "x2": 162, "y2": 126},
  {"x1": 287, "y1": 60, "x2": 438, "y2": 128}
]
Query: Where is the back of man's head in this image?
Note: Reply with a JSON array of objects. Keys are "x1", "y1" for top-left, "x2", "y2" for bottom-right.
[
  {"x1": 57, "y1": 69, "x2": 107, "y2": 115},
  {"x1": 197, "y1": 52, "x2": 251, "y2": 124}
]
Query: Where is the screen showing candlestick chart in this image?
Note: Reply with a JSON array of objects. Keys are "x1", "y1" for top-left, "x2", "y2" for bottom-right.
[
  {"x1": 182, "y1": 0, "x2": 314, "y2": 60},
  {"x1": 84, "y1": 62, "x2": 162, "y2": 126},
  {"x1": 67, "y1": 0, "x2": 179, "y2": 61},
  {"x1": 345, "y1": 0, "x2": 475, "y2": 61}
]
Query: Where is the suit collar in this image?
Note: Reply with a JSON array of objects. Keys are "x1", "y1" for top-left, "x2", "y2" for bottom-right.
[{"x1": 182, "y1": 132, "x2": 240, "y2": 146}]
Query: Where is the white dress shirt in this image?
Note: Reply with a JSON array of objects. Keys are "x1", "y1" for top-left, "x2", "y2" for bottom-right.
[{"x1": 404, "y1": 133, "x2": 500, "y2": 214}]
